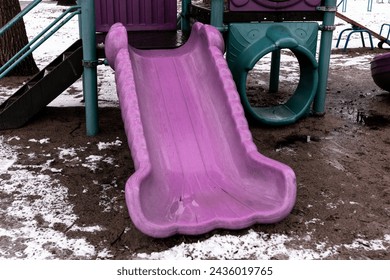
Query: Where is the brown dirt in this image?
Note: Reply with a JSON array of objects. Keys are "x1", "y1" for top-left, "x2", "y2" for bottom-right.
[{"x1": 1, "y1": 47, "x2": 389, "y2": 259}]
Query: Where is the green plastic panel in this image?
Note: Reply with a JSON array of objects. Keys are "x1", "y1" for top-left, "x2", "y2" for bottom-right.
[{"x1": 227, "y1": 22, "x2": 319, "y2": 125}]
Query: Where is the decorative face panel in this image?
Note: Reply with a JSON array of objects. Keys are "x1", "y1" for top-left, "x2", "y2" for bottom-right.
[{"x1": 229, "y1": 0, "x2": 322, "y2": 12}]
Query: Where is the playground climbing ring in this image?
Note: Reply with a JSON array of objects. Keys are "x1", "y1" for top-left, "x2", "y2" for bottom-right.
[{"x1": 227, "y1": 22, "x2": 319, "y2": 125}]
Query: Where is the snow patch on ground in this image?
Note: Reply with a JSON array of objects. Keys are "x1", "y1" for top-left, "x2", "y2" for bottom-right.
[
  {"x1": 97, "y1": 139, "x2": 123, "y2": 150},
  {"x1": 136, "y1": 230, "x2": 390, "y2": 260},
  {"x1": 0, "y1": 137, "x2": 100, "y2": 259}
]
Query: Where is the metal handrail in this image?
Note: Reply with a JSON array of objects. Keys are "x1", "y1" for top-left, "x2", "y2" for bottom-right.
[
  {"x1": 0, "y1": 2, "x2": 81, "y2": 79},
  {"x1": 0, "y1": 0, "x2": 42, "y2": 36},
  {"x1": 379, "y1": 23, "x2": 390, "y2": 41},
  {"x1": 337, "y1": 0, "x2": 347, "y2": 12},
  {"x1": 337, "y1": 0, "x2": 376, "y2": 12},
  {"x1": 1, "y1": 0, "x2": 99, "y2": 136}
]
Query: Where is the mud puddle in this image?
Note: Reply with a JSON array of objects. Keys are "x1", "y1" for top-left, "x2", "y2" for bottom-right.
[{"x1": 356, "y1": 111, "x2": 390, "y2": 129}]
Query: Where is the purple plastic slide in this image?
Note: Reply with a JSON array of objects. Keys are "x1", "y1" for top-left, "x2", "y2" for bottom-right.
[{"x1": 105, "y1": 22, "x2": 296, "y2": 238}]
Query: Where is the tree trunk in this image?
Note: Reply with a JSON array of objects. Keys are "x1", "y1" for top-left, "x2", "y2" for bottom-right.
[{"x1": 0, "y1": 0, "x2": 39, "y2": 76}]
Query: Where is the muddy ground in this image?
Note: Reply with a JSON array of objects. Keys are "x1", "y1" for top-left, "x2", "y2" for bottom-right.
[{"x1": 0, "y1": 47, "x2": 389, "y2": 259}]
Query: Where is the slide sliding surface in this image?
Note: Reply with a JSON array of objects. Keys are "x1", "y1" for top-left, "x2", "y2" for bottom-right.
[{"x1": 105, "y1": 23, "x2": 296, "y2": 237}]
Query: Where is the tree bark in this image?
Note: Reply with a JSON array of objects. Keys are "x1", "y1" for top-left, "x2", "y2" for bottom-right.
[{"x1": 0, "y1": 0, "x2": 39, "y2": 76}]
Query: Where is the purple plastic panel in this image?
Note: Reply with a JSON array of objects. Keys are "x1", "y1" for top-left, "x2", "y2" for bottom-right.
[
  {"x1": 371, "y1": 53, "x2": 390, "y2": 92},
  {"x1": 95, "y1": 0, "x2": 177, "y2": 32},
  {"x1": 229, "y1": 0, "x2": 322, "y2": 12},
  {"x1": 105, "y1": 22, "x2": 296, "y2": 237},
  {"x1": 371, "y1": 52, "x2": 390, "y2": 75}
]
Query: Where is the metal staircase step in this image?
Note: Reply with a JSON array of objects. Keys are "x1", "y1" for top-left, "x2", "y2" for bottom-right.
[{"x1": 0, "y1": 40, "x2": 84, "y2": 130}]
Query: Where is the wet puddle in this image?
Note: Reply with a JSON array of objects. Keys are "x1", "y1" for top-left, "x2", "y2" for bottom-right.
[
  {"x1": 356, "y1": 111, "x2": 390, "y2": 129},
  {"x1": 337, "y1": 106, "x2": 390, "y2": 129}
]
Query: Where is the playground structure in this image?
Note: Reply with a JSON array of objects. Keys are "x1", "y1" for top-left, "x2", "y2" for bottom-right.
[
  {"x1": 335, "y1": 14, "x2": 374, "y2": 51},
  {"x1": 102, "y1": 0, "x2": 338, "y2": 237},
  {"x1": 334, "y1": 1, "x2": 390, "y2": 92},
  {"x1": 0, "y1": 0, "x2": 346, "y2": 237},
  {"x1": 1, "y1": 1, "x2": 388, "y2": 130},
  {"x1": 338, "y1": 0, "x2": 390, "y2": 13},
  {"x1": 335, "y1": 0, "x2": 390, "y2": 50},
  {"x1": 0, "y1": 0, "x2": 99, "y2": 135},
  {"x1": 1, "y1": 0, "x2": 339, "y2": 132},
  {"x1": 335, "y1": 12, "x2": 390, "y2": 50}
]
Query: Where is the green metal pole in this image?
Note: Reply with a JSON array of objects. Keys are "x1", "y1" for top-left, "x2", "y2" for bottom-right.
[
  {"x1": 77, "y1": 1, "x2": 82, "y2": 38},
  {"x1": 80, "y1": 0, "x2": 99, "y2": 136},
  {"x1": 313, "y1": 0, "x2": 336, "y2": 115},
  {"x1": 181, "y1": 0, "x2": 191, "y2": 33},
  {"x1": 269, "y1": 50, "x2": 281, "y2": 93},
  {"x1": 210, "y1": 0, "x2": 226, "y2": 32}
]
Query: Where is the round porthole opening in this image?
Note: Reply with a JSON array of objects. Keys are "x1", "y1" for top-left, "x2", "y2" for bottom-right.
[{"x1": 246, "y1": 49, "x2": 300, "y2": 109}]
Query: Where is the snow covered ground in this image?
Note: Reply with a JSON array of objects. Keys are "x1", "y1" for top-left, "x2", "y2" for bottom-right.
[{"x1": 0, "y1": 0, "x2": 389, "y2": 260}]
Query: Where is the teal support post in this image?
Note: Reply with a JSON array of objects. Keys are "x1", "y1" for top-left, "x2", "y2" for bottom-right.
[
  {"x1": 78, "y1": 3, "x2": 83, "y2": 38},
  {"x1": 79, "y1": 0, "x2": 99, "y2": 135},
  {"x1": 313, "y1": 0, "x2": 337, "y2": 115},
  {"x1": 269, "y1": 50, "x2": 281, "y2": 93},
  {"x1": 181, "y1": 0, "x2": 191, "y2": 33},
  {"x1": 210, "y1": 0, "x2": 226, "y2": 32}
]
